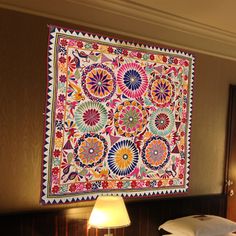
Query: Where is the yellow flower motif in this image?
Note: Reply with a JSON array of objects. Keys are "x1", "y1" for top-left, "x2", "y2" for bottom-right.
[
  {"x1": 115, "y1": 147, "x2": 133, "y2": 170},
  {"x1": 55, "y1": 138, "x2": 63, "y2": 149},
  {"x1": 58, "y1": 63, "x2": 67, "y2": 74}
]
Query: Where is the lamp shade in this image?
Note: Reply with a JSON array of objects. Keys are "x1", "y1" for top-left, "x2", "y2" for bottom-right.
[{"x1": 88, "y1": 195, "x2": 131, "y2": 229}]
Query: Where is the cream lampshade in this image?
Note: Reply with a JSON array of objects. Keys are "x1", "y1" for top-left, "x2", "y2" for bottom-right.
[{"x1": 88, "y1": 195, "x2": 131, "y2": 236}]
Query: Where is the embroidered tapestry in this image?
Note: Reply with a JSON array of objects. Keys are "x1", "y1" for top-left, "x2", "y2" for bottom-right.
[{"x1": 41, "y1": 26, "x2": 195, "y2": 204}]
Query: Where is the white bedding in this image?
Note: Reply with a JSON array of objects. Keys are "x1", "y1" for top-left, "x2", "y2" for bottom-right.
[{"x1": 159, "y1": 215, "x2": 236, "y2": 236}]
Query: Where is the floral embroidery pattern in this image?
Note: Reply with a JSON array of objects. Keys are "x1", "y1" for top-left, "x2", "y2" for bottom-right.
[
  {"x1": 74, "y1": 133, "x2": 107, "y2": 168},
  {"x1": 114, "y1": 100, "x2": 148, "y2": 137},
  {"x1": 117, "y1": 62, "x2": 148, "y2": 98},
  {"x1": 82, "y1": 63, "x2": 116, "y2": 102},
  {"x1": 42, "y1": 26, "x2": 194, "y2": 204},
  {"x1": 108, "y1": 140, "x2": 139, "y2": 176},
  {"x1": 149, "y1": 108, "x2": 175, "y2": 136},
  {"x1": 142, "y1": 136, "x2": 170, "y2": 170},
  {"x1": 74, "y1": 101, "x2": 107, "y2": 133}
]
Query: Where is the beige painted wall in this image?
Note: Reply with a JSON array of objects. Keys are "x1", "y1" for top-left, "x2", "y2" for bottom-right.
[{"x1": 0, "y1": 8, "x2": 236, "y2": 213}]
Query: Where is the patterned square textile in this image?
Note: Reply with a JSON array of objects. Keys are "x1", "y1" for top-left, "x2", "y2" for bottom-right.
[{"x1": 41, "y1": 26, "x2": 195, "y2": 204}]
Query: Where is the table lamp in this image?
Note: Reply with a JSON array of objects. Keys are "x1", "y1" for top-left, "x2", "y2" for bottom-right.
[{"x1": 88, "y1": 195, "x2": 131, "y2": 236}]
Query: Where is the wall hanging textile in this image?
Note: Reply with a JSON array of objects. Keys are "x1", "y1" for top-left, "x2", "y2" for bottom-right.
[{"x1": 41, "y1": 25, "x2": 195, "y2": 204}]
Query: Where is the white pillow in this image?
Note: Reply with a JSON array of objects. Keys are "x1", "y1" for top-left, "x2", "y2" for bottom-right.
[{"x1": 158, "y1": 215, "x2": 236, "y2": 236}]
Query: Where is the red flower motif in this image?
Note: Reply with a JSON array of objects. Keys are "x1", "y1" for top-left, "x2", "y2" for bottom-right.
[
  {"x1": 180, "y1": 159, "x2": 185, "y2": 165},
  {"x1": 107, "y1": 46, "x2": 113, "y2": 53},
  {"x1": 60, "y1": 39, "x2": 68, "y2": 47},
  {"x1": 52, "y1": 167, "x2": 59, "y2": 175},
  {"x1": 92, "y1": 43, "x2": 99, "y2": 50},
  {"x1": 162, "y1": 56, "x2": 167, "y2": 62},
  {"x1": 158, "y1": 180, "x2": 162, "y2": 187},
  {"x1": 174, "y1": 58, "x2": 178, "y2": 64},
  {"x1": 150, "y1": 54, "x2": 155, "y2": 60},
  {"x1": 131, "y1": 180, "x2": 137, "y2": 188},
  {"x1": 57, "y1": 112, "x2": 64, "y2": 120},
  {"x1": 69, "y1": 183, "x2": 76, "y2": 192},
  {"x1": 137, "y1": 52, "x2": 142, "y2": 59},
  {"x1": 117, "y1": 181, "x2": 123, "y2": 189},
  {"x1": 59, "y1": 75, "x2": 66, "y2": 83},
  {"x1": 77, "y1": 41, "x2": 83, "y2": 48},
  {"x1": 180, "y1": 131, "x2": 185, "y2": 137},
  {"x1": 122, "y1": 49, "x2": 128, "y2": 56},
  {"x1": 59, "y1": 56, "x2": 66, "y2": 64},
  {"x1": 56, "y1": 131, "x2": 62, "y2": 138},
  {"x1": 145, "y1": 180, "x2": 150, "y2": 187},
  {"x1": 53, "y1": 149, "x2": 61, "y2": 157},
  {"x1": 169, "y1": 179, "x2": 174, "y2": 186},
  {"x1": 184, "y1": 60, "x2": 189, "y2": 66},
  {"x1": 52, "y1": 185, "x2": 59, "y2": 193},
  {"x1": 85, "y1": 182, "x2": 92, "y2": 190},
  {"x1": 179, "y1": 173, "x2": 184, "y2": 179},
  {"x1": 102, "y1": 181, "x2": 108, "y2": 189}
]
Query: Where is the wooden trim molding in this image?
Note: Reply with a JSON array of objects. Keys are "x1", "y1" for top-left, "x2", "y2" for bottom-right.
[{"x1": 1, "y1": 0, "x2": 236, "y2": 60}]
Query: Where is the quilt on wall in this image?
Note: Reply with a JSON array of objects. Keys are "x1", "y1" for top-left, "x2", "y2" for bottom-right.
[{"x1": 41, "y1": 26, "x2": 195, "y2": 204}]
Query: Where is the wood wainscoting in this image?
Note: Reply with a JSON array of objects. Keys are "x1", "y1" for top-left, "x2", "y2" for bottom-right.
[{"x1": 0, "y1": 194, "x2": 226, "y2": 236}]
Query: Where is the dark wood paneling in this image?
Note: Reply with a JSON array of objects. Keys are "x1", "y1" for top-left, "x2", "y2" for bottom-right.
[{"x1": 0, "y1": 194, "x2": 226, "y2": 236}]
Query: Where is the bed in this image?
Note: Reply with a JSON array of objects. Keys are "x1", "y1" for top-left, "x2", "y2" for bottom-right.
[{"x1": 122, "y1": 193, "x2": 232, "y2": 236}]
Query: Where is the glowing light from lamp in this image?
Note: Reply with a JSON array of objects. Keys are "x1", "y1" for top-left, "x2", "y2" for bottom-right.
[{"x1": 88, "y1": 195, "x2": 131, "y2": 230}]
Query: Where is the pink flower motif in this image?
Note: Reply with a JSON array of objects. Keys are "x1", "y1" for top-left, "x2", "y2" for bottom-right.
[
  {"x1": 57, "y1": 112, "x2": 64, "y2": 120},
  {"x1": 78, "y1": 183, "x2": 84, "y2": 191},
  {"x1": 58, "y1": 94, "x2": 66, "y2": 102}
]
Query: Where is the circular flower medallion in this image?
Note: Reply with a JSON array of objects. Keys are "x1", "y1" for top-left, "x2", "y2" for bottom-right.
[
  {"x1": 108, "y1": 140, "x2": 139, "y2": 176},
  {"x1": 117, "y1": 63, "x2": 148, "y2": 98},
  {"x1": 82, "y1": 63, "x2": 116, "y2": 102},
  {"x1": 142, "y1": 136, "x2": 170, "y2": 170},
  {"x1": 148, "y1": 77, "x2": 175, "y2": 107},
  {"x1": 74, "y1": 101, "x2": 107, "y2": 133},
  {"x1": 149, "y1": 108, "x2": 175, "y2": 136},
  {"x1": 114, "y1": 100, "x2": 148, "y2": 137},
  {"x1": 75, "y1": 133, "x2": 108, "y2": 168}
]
